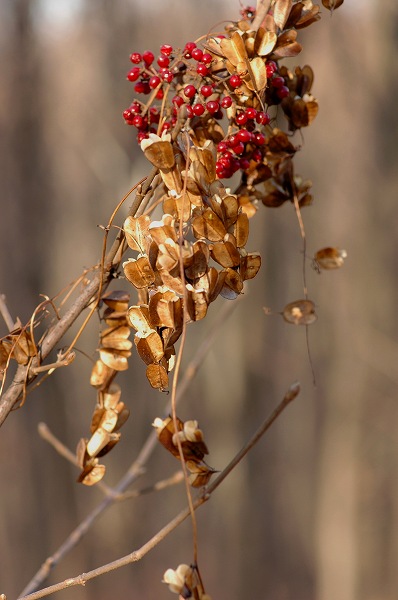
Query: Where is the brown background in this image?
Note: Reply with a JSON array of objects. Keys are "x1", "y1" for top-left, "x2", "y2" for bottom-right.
[{"x1": 1, "y1": 1, "x2": 398, "y2": 599}]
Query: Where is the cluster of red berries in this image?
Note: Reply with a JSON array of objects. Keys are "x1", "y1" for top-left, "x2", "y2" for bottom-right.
[{"x1": 122, "y1": 37, "x2": 290, "y2": 179}]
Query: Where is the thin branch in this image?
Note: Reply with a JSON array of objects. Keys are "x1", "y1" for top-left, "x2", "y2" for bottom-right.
[{"x1": 18, "y1": 382, "x2": 300, "y2": 600}]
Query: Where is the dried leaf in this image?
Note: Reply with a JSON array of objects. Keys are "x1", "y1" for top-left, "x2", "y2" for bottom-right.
[
  {"x1": 123, "y1": 255, "x2": 155, "y2": 289},
  {"x1": 240, "y1": 252, "x2": 262, "y2": 280},
  {"x1": 146, "y1": 363, "x2": 169, "y2": 390},
  {"x1": 210, "y1": 241, "x2": 241, "y2": 268},
  {"x1": 78, "y1": 461, "x2": 106, "y2": 486},
  {"x1": 127, "y1": 305, "x2": 153, "y2": 336},
  {"x1": 192, "y1": 208, "x2": 227, "y2": 242},
  {"x1": 220, "y1": 268, "x2": 244, "y2": 300},
  {"x1": 220, "y1": 30, "x2": 248, "y2": 66},
  {"x1": 254, "y1": 28, "x2": 278, "y2": 56},
  {"x1": 99, "y1": 348, "x2": 130, "y2": 371},
  {"x1": 245, "y1": 57, "x2": 267, "y2": 93},
  {"x1": 234, "y1": 212, "x2": 249, "y2": 248},
  {"x1": 141, "y1": 135, "x2": 175, "y2": 169},
  {"x1": 135, "y1": 331, "x2": 164, "y2": 365},
  {"x1": 186, "y1": 286, "x2": 208, "y2": 322},
  {"x1": 273, "y1": 0, "x2": 293, "y2": 29},
  {"x1": 123, "y1": 215, "x2": 150, "y2": 252},
  {"x1": 282, "y1": 299, "x2": 317, "y2": 325},
  {"x1": 186, "y1": 460, "x2": 217, "y2": 487}
]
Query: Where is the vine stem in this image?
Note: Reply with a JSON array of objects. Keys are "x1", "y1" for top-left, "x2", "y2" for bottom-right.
[{"x1": 18, "y1": 382, "x2": 300, "y2": 600}]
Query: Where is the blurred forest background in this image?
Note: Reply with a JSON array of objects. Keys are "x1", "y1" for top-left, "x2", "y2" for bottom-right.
[{"x1": 1, "y1": 1, "x2": 398, "y2": 599}]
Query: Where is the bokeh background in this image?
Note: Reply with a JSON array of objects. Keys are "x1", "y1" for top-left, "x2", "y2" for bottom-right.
[{"x1": 1, "y1": 1, "x2": 398, "y2": 599}]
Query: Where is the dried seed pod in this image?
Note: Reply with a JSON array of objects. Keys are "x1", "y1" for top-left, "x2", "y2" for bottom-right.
[
  {"x1": 314, "y1": 247, "x2": 347, "y2": 270},
  {"x1": 146, "y1": 363, "x2": 169, "y2": 390},
  {"x1": 123, "y1": 255, "x2": 155, "y2": 289},
  {"x1": 322, "y1": 0, "x2": 344, "y2": 11},
  {"x1": 282, "y1": 299, "x2": 317, "y2": 325},
  {"x1": 123, "y1": 215, "x2": 151, "y2": 253}
]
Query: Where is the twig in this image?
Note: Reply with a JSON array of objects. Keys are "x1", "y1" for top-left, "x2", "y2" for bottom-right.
[
  {"x1": 18, "y1": 382, "x2": 300, "y2": 600},
  {"x1": 18, "y1": 298, "x2": 241, "y2": 597},
  {"x1": 0, "y1": 294, "x2": 16, "y2": 331}
]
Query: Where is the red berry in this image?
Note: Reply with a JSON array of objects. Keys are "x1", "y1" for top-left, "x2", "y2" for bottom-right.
[
  {"x1": 228, "y1": 135, "x2": 239, "y2": 148},
  {"x1": 149, "y1": 107, "x2": 160, "y2": 124},
  {"x1": 192, "y1": 103, "x2": 205, "y2": 116},
  {"x1": 184, "y1": 84, "x2": 197, "y2": 99},
  {"x1": 130, "y1": 102, "x2": 142, "y2": 114},
  {"x1": 172, "y1": 95, "x2": 184, "y2": 107},
  {"x1": 233, "y1": 141, "x2": 245, "y2": 155},
  {"x1": 202, "y1": 53, "x2": 212, "y2": 65},
  {"x1": 200, "y1": 85, "x2": 213, "y2": 98},
  {"x1": 137, "y1": 131, "x2": 149, "y2": 143},
  {"x1": 127, "y1": 67, "x2": 141, "y2": 82},
  {"x1": 184, "y1": 41, "x2": 197, "y2": 58},
  {"x1": 253, "y1": 132, "x2": 266, "y2": 145},
  {"x1": 162, "y1": 70, "x2": 174, "y2": 83},
  {"x1": 161, "y1": 121, "x2": 172, "y2": 132},
  {"x1": 142, "y1": 50, "x2": 155, "y2": 65},
  {"x1": 265, "y1": 60, "x2": 277, "y2": 77},
  {"x1": 256, "y1": 111, "x2": 270, "y2": 125},
  {"x1": 252, "y1": 148, "x2": 263, "y2": 162},
  {"x1": 156, "y1": 88, "x2": 164, "y2": 99},
  {"x1": 130, "y1": 52, "x2": 142, "y2": 64},
  {"x1": 239, "y1": 157, "x2": 250, "y2": 170},
  {"x1": 122, "y1": 109, "x2": 133, "y2": 122},
  {"x1": 229, "y1": 74, "x2": 242, "y2": 88},
  {"x1": 191, "y1": 47, "x2": 203, "y2": 61},
  {"x1": 206, "y1": 100, "x2": 220, "y2": 114},
  {"x1": 149, "y1": 75, "x2": 161, "y2": 89},
  {"x1": 237, "y1": 129, "x2": 252, "y2": 143},
  {"x1": 160, "y1": 44, "x2": 173, "y2": 56},
  {"x1": 157, "y1": 54, "x2": 170, "y2": 68},
  {"x1": 134, "y1": 81, "x2": 150, "y2": 94},
  {"x1": 186, "y1": 104, "x2": 194, "y2": 118},
  {"x1": 197, "y1": 63, "x2": 209, "y2": 77},
  {"x1": 132, "y1": 114, "x2": 144, "y2": 128},
  {"x1": 272, "y1": 76, "x2": 285, "y2": 88},
  {"x1": 245, "y1": 107, "x2": 257, "y2": 120},
  {"x1": 217, "y1": 141, "x2": 229, "y2": 153},
  {"x1": 235, "y1": 112, "x2": 248, "y2": 126},
  {"x1": 221, "y1": 95, "x2": 233, "y2": 109},
  {"x1": 277, "y1": 85, "x2": 290, "y2": 99}
]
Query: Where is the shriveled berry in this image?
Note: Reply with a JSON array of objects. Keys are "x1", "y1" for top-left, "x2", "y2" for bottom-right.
[
  {"x1": 197, "y1": 63, "x2": 209, "y2": 76},
  {"x1": 142, "y1": 50, "x2": 155, "y2": 65},
  {"x1": 206, "y1": 100, "x2": 220, "y2": 114},
  {"x1": 221, "y1": 95, "x2": 233, "y2": 109},
  {"x1": 130, "y1": 52, "x2": 142, "y2": 64},
  {"x1": 127, "y1": 67, "x2": 141, "y2": 82},
  {"x1": 160, "y1": 44, "x2": 173, "y2": 56},
  {"x1": 213, "y1": 109, "x2": 224, "y2": 120},
  {"x1": 202, "y1": 53, "x2": 212, "y2": 65},
  {"x1": 184, "y1": 84, "x2": 197, "y2": 99},
  {"x1": 235, "y1": 112, "x2": 248, "y2": 126},
  {"x1": 192, "y1": 103, "x2": 205, "y2": 116},
  {"x1": 237, "y1": 129, "x2": 252, "y2": 143},
  {"x1": 191, "y1": 47, "x2": 203, "y2": 61},
  {"x1": 277, "y1": 85, "x2": 290, "y2": 99},
  {"x1": 256, "y1": 111, "x2": 270, "y2": 125},
  {"x1": 229, "y1": 74, "x2": 242, "y2": 88},
  {"x1": 149, "y1": 75, "x2": 161, "y2": 89},
  {"x1": 245, "y1": 107, "x2": 257, "y2": 119},
  {"x1": 200, "y1": 85, "x2": 213, "y2": 98},
  {"x1": 239, "y1": 157, "x2": 250, "y2": 170}
]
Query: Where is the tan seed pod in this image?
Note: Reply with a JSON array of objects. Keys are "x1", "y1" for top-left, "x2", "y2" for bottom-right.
[
  {"x1": 135, "y1": 331, "x2": 164, "y2": 365},
  {"x1": 314, "y1": 247, "x2": 347, "y2": 270},
  {"x1": 78, "y1": 461, "x2": 106, "y2": 486},
  {"x1": 123, "y1": 256, "x2": 155, "y2": 289},
  {"x1": 123, "y1": 215, "x2": 151, "y2": 252},
  {"x1": 127, "y1": 305, "x2": 153, "y2": 336},
  {"x1": 282, "y1": 299, "x2": 317, "y2": 325},
  {"x1": 240, "y1": 252, "x2": 262, "y2": 280},
  {"x1": 146, "y1": 363, "x2": 169, "y2": 390},
  {"x1": 90, "y1": 359, "x2": 115, "y2": 389},
  {"x1": 99, "y1": 348, "x2": 131, "y2": 371},
  {"x1": 210, "y1": 241, "x2": 241, "y2": 268},
  {"x1": 192, "y1": 208, "x2": 227, "y2": 242}
]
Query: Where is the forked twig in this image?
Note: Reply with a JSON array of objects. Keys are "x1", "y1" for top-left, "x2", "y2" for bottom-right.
[{"x1": 18, "y1": 382, "x2": 300, "y2": 600}]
